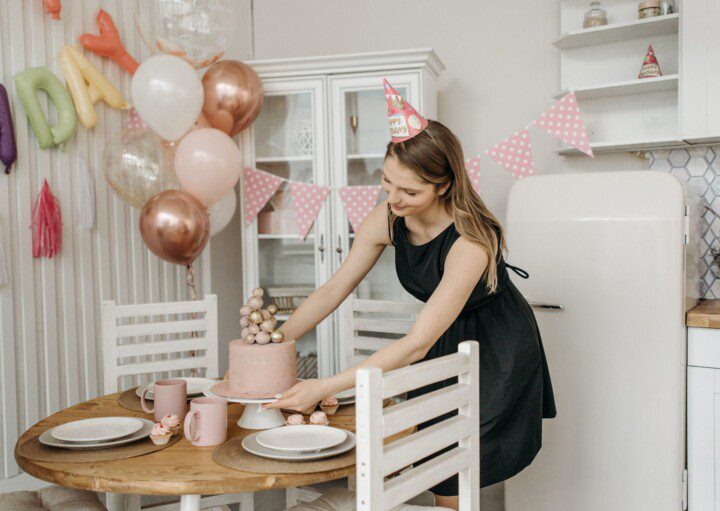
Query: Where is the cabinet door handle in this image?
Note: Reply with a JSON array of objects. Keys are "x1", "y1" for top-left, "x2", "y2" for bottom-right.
[
  {"x1": 318, "y1": 234, "x2": 325, "y2": 263},
  {"x1": 336, "y1": 235, "x2": 343, "y2": 263}
]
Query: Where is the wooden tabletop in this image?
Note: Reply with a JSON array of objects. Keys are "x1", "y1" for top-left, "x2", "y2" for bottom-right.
[
  {"x1": 15, "y1": 392, "x2": 358, "y2": 495},
  {"x1": 687, "y1": 300, "x2": 720, "y2": 328}
]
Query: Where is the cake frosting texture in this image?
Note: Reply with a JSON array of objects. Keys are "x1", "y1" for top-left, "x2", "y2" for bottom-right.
[{"x1": 228, "y1": 338, "x2": 297, "y2": 398}]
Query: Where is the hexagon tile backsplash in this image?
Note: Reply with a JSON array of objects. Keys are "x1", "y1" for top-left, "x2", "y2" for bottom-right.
[{"x1": 647, "y1": 146, "x2": 718, "y2": 298}]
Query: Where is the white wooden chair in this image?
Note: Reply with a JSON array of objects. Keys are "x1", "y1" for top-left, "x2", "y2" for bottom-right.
[
  {"x1": 101, "y1": 295, "x2": 220, "y2": 393},
  {"x1": 340, "y1": 295, "x2": 423, "y2": 371},
  {"x1": 356, "y1": 340, "x2": 480, "y2": 510},
  {"x1": 286, "y1": 340, "x2": 480, "y2": 510},
  {"x1": 285, "y1": 296, "x2": 424, "y2": 508},
  {"x1": 101, "y1": 294, "x2": 253, "y2": 511}
]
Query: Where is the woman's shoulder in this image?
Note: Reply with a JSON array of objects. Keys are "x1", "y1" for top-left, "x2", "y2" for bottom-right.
[{"x1": 352, "y1": 200, "x2": 393, "y2": 247}]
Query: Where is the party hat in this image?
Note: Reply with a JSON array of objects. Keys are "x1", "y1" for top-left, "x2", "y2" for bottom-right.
[
  {"x1": 384, "y1": 79, "x2": 428, "y2": 143},
  {"x1": 638, "y1": 44, "x2": 662, "y2": 79}
]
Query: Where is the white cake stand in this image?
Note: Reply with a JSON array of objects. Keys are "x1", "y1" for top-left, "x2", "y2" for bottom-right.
[{"x1": 203, "y1": 389, "x2": 285, "y2": 430}]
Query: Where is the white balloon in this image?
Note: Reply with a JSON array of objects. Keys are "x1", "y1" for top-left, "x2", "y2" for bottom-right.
[
  {"x1": 131, "y1": 55, "x2": 203, "y2": 141},
  {"x1": 210, "y1": 190, "x2": 237, "y2": 236}
]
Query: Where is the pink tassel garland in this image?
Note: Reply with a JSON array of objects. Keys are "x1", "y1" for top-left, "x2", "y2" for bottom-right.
[{"x1": 31, "y1": 179, "x2": 62, "y2": 258}]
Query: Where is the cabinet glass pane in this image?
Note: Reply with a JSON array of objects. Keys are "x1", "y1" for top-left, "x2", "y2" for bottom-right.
[
  {"x1": 343, "y1": 86, "x2": 409, "y2": 301},
  {"x1": 252, "y1": 90, "x2": 319, "y2": 375},
  {"x1": 255, "y1": 94, "x2": 314, "y2": 159}
]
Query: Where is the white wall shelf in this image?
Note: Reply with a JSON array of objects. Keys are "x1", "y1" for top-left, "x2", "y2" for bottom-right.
[
  {"x1": 556, "y1": 136, "x2": 685, "y2": 156},
  {"x1": 554, "y1": 74, "x2": 679, "y2": 100},
  {"x1": 555, "y1": 1, "x2": 682, "y2": 156},
  {"x1": 553, "y1": 13, "x2": 679, "y2": 50}
]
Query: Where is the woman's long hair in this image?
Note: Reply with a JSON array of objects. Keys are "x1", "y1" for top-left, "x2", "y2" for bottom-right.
[{"x1": 386, "y1": 120, "x2": 506, "y2": 292}]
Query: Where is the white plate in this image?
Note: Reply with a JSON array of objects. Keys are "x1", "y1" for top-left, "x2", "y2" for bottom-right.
[
  {"x1": 256, "y1": 425, "x2": 347, "y2": 452},
  {"x1": 136, "y1": 377, "x2": 217, "y2": 401},
  {"x1": 335, "y1": 388, "x2": 355, "y2": 400},
  {"x1": 45, "y1": 418, "x2": 152, "y2": 448},
  {"x1": 243, "y1": 431, "x2": 356, "y2": 461},
  {"x1": 51, "y1": 417, "x2": 144, "y2": 443}
]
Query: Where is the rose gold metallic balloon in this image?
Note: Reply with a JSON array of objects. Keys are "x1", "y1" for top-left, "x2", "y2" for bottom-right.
[
  {"x1": 201, "y1": 60, "x2": 263, "y2": 136},
  {"x1": 139, "y1": 190, "x2": 209, "y2": 266}
]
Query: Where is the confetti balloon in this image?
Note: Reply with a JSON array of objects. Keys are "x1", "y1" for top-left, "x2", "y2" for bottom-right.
[
  {"x1": 103, "y1": 128, "x2": 177, "y2": 209},
  {"x1": 135, "y1": 0, "x2": 234, "y2": 69}
]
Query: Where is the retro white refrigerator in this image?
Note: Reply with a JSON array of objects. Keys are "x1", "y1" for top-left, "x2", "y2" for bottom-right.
[{"x1": 504, "y1": 171, "x2": 696, "y2": 510}]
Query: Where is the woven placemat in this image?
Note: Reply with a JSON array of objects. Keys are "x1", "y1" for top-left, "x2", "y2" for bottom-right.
[
  {"x1": 212, "y1": 434, "x2": 355, "y2": 474},
  {"x1": 117, "y1": 387, "x2": 146, "y2": 412},
  {"x1": 16, "y1": 431, "x2": 182, "y2": 463}
]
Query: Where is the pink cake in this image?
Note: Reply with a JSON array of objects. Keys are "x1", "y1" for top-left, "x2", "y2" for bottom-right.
[{"x1": 213, "y1": 338, "x2": 297, "y2": 399}]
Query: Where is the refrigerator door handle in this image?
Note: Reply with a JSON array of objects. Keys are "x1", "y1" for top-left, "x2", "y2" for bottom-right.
[{"x1": 529, "y1": 301, "x2": 564, "y2": 311}]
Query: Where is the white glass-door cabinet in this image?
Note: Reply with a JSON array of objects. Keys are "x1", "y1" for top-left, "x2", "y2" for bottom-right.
[{"x1": 240, "y1": 50, "x2": 444, "y2": 378}]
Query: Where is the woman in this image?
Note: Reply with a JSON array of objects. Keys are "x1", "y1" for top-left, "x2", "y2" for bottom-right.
[{"x1": 266, "y1": 82, "x2": 556, "y2": 509}]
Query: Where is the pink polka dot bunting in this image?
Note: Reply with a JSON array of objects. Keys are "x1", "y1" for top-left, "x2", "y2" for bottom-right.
[
  {"x1": 290, "y1": 181, "x2": 331, "y2": 239},
  {"x1": 125, "y1": 107, "x2": 147, "y2": 130},
  {"x1": 485, "y1": 129, "x2": 535, "y2": 179},
  {"x1": 465, "y1": 156, "x2": 481, "y2": 194},
  {"x1": 243, "y1": 167, "x2": 284, "y2": 225},
  {"x1": 533, "y1": 92, "x2": 593, "y2": 157},
  {"x1": 338, "y1": 185, "x2": 381, "y2": 233}
]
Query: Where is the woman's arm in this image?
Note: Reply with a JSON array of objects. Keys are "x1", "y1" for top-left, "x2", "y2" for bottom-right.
[
  {"x1": 266, "y1": 235, "x2": 490, "y2": 411},
  {"x1": 277, "y1": 201, "x2": 392, "y2": 342}
]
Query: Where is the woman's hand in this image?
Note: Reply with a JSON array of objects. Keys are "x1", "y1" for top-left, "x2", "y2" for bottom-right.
[{"x1": 264, "y1": 379, "x2": 330, "y2": 412}]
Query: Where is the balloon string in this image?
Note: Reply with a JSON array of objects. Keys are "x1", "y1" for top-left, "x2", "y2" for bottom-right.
[{"x1": 186, "y1": 264, "x2": 198, "y2": 377}]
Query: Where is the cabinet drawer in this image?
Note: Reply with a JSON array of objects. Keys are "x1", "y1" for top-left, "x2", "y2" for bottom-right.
[{"x1": 688, "y1": 327, "x2": 720, "y2": 368}]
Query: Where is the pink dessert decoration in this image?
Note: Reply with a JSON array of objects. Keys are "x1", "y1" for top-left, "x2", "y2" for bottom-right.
[
  {"x1": 150, "y1": 422, "x2": 172, "y2": 445},
  {"x1": 151, "y1": 423, "x2": 170, "y2": 436},
  {"x1": 286, "y1": 414, "x2": 304, "y2": 426},
  {"x1": 321, "y1": 396, "x2": 338, "y2": 407},
  {"x1": 320, "y1": 396, "x2": 339, "y2": 415},
  {"x1": 309, "y1": 411, "x2": 329, "y2": 426},
  {"x1": 161, "y1": 414, "x2": 180, "y2": 428}
]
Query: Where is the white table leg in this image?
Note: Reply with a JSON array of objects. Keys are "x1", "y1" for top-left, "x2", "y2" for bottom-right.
[
  {"x1": 105, "y1": 493, "x2": 141, "y2": 511},
  {"x1": 179, "y1": 494, "x2": 201, "y2": 511},
  {"x1": 105, "y1": 493, "x2": 124, "y2": 511},
  {"x1": 241, "y1": 491, "x2": 255, "y2": 510},
  {"x1": 125, "y1": 494, "x2": 141, "y2": 510},
  {"x1": 286, "y1": 487, "x2": 299, "y2": 507}
]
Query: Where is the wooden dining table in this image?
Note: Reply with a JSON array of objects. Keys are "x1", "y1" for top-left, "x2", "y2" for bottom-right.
[{"x1": 15, "y1": 391, "x2": 360, "y2": 511}]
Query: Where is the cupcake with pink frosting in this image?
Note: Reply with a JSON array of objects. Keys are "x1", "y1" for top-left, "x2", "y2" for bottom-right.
[
  {"x1": 320, "y1": 396, "x2": 339, "y2": 415},
  {"x1": 150, "y1": 423, "x2": 172, "y2": 445},
  {"x1": 309, "y1": 411, "x2": 329, "y2": 426},
  {"x1": 286, "y1": 414, "x2": 305, "y2": 426},
  {"x1": 160, "y1": 414, "x2": 181, "y2": 435}
]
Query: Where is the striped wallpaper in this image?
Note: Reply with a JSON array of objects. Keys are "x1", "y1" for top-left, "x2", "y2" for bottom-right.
[{"x1": 0, "y1": 0, "x2": 218, "y2": 479}]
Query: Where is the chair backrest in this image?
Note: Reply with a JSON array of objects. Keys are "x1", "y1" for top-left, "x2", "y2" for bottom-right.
[
  {"x1": 340, "y1": 295, "x2": 423, "y2": 370},
  {"x1": 355, "y1": 340, "x2": 480, "y2": 511},
  {"x1": 101, "y1": 294, "x2": 219, "y2": 394}
]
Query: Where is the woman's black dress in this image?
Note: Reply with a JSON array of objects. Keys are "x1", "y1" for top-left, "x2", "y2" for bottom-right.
[{"x1": 390, "y1": 213, "x2": 557, "y2": 495}]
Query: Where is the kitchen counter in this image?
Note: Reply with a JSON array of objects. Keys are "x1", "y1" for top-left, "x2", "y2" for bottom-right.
[{"x1": 687, "y1": 300, "x2": 720, "y2": 328}]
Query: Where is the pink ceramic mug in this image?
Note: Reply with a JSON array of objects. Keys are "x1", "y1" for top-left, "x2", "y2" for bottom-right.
[
  {"x1": 141, "y1": 379, "x2": 188, "y2": 422},
  {"x1": 184, "y1": 397, "x2": 227, "y2": 447}
]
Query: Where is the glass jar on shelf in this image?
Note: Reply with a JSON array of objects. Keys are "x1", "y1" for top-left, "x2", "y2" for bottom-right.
[
  {"x1": 638, "y1": 1, "x2": 661, "y2": 19},
  {"x1": 583, "y1": 2, "x2": 607, "y2": 28}
]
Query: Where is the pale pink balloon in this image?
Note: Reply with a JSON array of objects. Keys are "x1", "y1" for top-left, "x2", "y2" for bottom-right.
[{"x1": 174, "y1": 128, "x2": 242, "y2": 207}]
